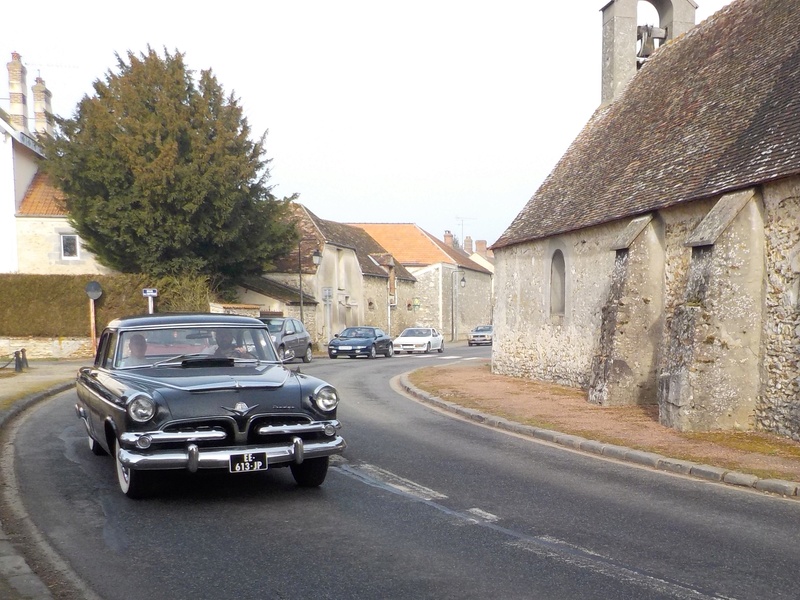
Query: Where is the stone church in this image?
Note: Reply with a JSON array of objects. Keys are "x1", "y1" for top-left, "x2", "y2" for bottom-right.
[{"x1": 491, "y1": 0, "x2": 800, "y2": 439}]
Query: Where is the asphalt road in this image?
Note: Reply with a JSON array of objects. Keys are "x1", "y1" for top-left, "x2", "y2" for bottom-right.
[{"x1": 6, "y1": 345, "x2": 800, "y2": 599}]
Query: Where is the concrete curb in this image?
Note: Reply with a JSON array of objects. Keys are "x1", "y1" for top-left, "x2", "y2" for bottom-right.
[
  {"x1": 0, "y1": 381, "x2": 76, "y2": 600},
  {"x1": 398, "y1": 374, "x2": 800, "y2": 500}
]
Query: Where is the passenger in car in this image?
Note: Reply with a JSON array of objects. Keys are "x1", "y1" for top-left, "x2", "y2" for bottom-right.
[{"x1": 123, "y1": 334, "x2": 149, "y2": 366}]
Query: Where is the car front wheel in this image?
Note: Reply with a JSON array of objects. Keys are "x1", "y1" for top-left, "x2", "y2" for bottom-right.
[
  {"x1": 438, "y1": 342, "x2": 444, "y2": 353},
  {"x1": 115, "y1": 443, "x2": 150, "y2": 499},
  {"x1": 425, "y1": 342, "x2": 431, "y2": 353},
  {"x1": 368, "y1": 345, "x2": 377, "y2": 359},
  {"x1": 290, "y1": 456, "x2": 329, "y2": 487},
  {"x1": 303, "y1": 346, "x2": 313, "y2": 363},
  {"x1": 384, "y1": 343, "x2": 394, "y2": 358}
]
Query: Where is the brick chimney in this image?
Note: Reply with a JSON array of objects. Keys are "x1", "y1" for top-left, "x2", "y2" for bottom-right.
[
  {"x1": 464, "y1": 236, "x2": 473, "y2": 254},
  {"x1": 32, "y1": 76, "x2": 53, "y2": 137},
  {"x1": 7, "y1": 52, "x2": 29, "y2": 134},
  {"x1": 444, "y1": 230, "x2": 454, "y2": 248},
  {"x1": 476, "y1": 240, "x2": 487, "y2": 256}
]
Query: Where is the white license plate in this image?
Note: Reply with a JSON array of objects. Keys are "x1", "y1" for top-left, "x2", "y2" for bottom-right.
[
  {"x1": 229, "y1": 452, "x2": 267, "y2": 473},
  {"x1": 339, "y1": 345, "x2": 353, "y2": 350}
]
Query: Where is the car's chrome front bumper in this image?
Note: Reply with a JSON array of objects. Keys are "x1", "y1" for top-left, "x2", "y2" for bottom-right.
[{"x1": 118, "y1": 435, "x2": 346, "y2": 473}]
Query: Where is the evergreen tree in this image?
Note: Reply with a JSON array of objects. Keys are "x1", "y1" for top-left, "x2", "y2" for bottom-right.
[{"x1": 43, "y1": 47, "x2": 297, "y2": 281}]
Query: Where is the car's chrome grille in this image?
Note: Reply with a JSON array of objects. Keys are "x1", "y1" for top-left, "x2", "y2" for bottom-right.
[
  {"x1": 248, "y1": 415, "x2": 320, "y2": 444},
  {"x1": 161, "y1": 420, "x2": 236, "y2": 448}
]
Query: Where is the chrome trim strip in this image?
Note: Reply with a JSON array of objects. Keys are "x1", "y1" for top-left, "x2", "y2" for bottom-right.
[
  {"x1": 256, "y1": 420, "x2": 341, "y2": 436},
  {"x1": 120, "y1": 429, "x2": 228, "y2": 444}
]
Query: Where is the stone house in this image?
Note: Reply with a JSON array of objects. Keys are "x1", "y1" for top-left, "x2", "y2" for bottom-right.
[
  {"x1": 492, "y1": 0, "x2": 800, "y2": 438},
  {"x1": 238, "y1": 204, "x2": 417, "y2": 346},
  {"x1": 350, "y1": 223, "x2": 493, "y2": 340}
]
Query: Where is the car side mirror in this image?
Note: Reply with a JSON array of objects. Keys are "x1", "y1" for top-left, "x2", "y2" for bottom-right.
[{"x1": 281, "y1": 348, "x2": 296, "y2": 362}]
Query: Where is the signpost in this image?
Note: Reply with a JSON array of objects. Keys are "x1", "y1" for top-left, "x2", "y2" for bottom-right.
[
  {"x1": 142, "y1": 288, "x2": 158, "y2": 314},
  {"x1": 84, "y1": 281, "x2": 103, "y2": 349}
]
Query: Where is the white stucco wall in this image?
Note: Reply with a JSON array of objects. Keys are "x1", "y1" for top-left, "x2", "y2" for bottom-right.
[{"x1": 16, "y1": 217, "x2": 112, "y2": 274}]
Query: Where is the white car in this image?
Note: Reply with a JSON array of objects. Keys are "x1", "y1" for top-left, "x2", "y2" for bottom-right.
[{"x1": 394, "y1": 327, "x2": 445, "y2": 354}]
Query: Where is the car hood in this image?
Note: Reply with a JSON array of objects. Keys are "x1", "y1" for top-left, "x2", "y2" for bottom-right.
[
  {"x1": 329, "y1": 337, "x2": 374, "y2": 345},
  {"x1": 113, "y1": 364, "x2": 307, "y2": 419}
]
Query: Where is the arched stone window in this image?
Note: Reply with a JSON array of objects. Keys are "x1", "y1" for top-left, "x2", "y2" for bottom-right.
[{"x1": 550, "y1": 250, "x2": 566, "y2": 316}]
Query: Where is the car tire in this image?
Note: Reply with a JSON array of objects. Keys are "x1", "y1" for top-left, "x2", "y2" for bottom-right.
[
  {"x1": 290, "y1": 456, "x2": 329, "y2": 487},
  {"x1": 384, "y1": 343, "x2": 394, "y2": 358},
  {"x1": 328, "y1": 352, "x2": 337, "y2": 359},
  {"x1": 89, "y1": 435, "x2": 107, "y2": 456},
  {"x1": 438, "y1": 342, "x2": 444, "y2": 353},
  {"x1": 425, "y1": 342, "x2": 431, "y2": 353},
  {"x1": 115, "y1": 441, "x2": 150, "y2": 499},
  {"x1": 302, "y1": 346, "x2": 313, "y2": 363},
  {"x1": 368, "y1": 345, "x2": 377, "y2": 359}
]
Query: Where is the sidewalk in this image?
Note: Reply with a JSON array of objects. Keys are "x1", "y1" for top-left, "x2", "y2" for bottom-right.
[{"x1": 0, "y1": 358, "x2": 85, "y2": 600}]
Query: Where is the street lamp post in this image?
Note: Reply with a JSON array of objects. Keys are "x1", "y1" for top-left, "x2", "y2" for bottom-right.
[
  {"x1": 298, "y1": 240, "x2": 322, "y2": 322},
  {"x1": 450, "y1": 269, "x2": 466, "y2": 341}
]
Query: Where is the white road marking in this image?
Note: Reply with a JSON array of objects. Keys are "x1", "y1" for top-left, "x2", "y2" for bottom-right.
[
  {"x1": 466, "y1": 508, "x2": 500, "y2": 522},
  {"x1": 351, "y1": 463, "x2": 448, "y2": 500}
]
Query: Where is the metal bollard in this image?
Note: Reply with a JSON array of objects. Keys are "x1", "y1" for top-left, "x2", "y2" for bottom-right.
[
  {"x1": 14, "y1": 350, "x2": 22, "y2": 372},
  {"x1": 21, "y1": 348, "x2": 29, "y2": 369}
]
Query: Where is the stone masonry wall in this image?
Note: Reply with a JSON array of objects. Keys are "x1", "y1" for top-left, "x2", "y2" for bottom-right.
[{"x1": 756, "y1": 179, "x2": 800, "y2": 439}]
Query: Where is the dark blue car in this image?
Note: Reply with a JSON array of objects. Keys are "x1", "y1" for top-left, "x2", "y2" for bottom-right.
[{"x1": 327, "y1": 326, "x2": 394, "y2": 359}]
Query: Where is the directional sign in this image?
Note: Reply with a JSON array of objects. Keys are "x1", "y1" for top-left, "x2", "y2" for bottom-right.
[{"x1": 142, "y1": 288, "x2": 158, "y2": 297}]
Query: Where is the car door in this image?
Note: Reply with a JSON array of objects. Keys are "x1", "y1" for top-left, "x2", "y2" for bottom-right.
[
  {"x1": 431, "y1": 328, "x2": 442, "y2": 350},
  {"x1": 375, "y1": 329, "x2": 388, "y2": 353},
  {"x1": 290, "y1": 319, "x2": 308, "y2": 356},
  {"x1": 282, "y1": 319, "x2": 299, "y2": 356}
]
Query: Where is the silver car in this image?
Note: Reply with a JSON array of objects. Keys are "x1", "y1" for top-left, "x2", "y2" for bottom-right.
[
  {"x1": 260, "y1": 317, "x2": 313, "y2": 362},
  {"x1": 467, "y1": 325, "x2": 493, "y2": 346}
]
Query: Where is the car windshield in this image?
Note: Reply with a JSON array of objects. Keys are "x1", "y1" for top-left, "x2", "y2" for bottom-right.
[
  {"x1": 261, "y1": 319, "x2": 284, "y2": 333},
  {"x1": 400, "y1": 329, "x2": 430, "y2": 337},
  {"x1": 474, "y1": 326, "x2": 492, "y2": 332},
  {"x1": 115, "y1": 326, "x2": 278, "y2": 368},
  {"x1": 340, "y1": 328, "x2": 374, "y2": 338}
]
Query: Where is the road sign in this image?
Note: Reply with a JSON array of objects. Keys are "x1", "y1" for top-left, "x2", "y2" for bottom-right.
[{"x1": 142, "y1": 288, "x2": 158, "y2": 297}]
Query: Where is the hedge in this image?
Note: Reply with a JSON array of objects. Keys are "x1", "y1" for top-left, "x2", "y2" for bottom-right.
[{"x1": 0, "y1": 274, "x2": 213, "y2": 337}]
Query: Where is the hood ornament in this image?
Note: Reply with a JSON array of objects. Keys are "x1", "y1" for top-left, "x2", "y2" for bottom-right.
[{"x1": 223, "y1": 402, "x2": 258, "y2": 417}]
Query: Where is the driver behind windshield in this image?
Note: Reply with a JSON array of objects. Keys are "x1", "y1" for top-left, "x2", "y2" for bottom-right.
[{"x1": 213, "y1": 329, "x2": 248, "y2": 358}]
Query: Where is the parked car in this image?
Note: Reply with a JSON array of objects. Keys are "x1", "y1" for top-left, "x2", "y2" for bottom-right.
[
  {"x1": 259, "y1": 316, "x2": 313, "y2": 363},
  {"x1": 394, "y1": 327, "x2": 445, "y2": 354},
  {"x1": 467, "y1": 324, "x2": 494, "y2": 346},
  {"x1": 75, "y1": 313, "x2": 345, "y2": 498},
  {"x1": 327, "y1": 326, "x2": 394, "y2": 359}
]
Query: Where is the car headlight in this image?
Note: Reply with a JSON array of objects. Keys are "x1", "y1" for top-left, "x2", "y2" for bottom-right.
[
  {"x1": 312, "y1": 385, "x2": 339, "y2": 412},
  {"x1": 127, "y1": 393, "x2": 156, "y2": 422}
]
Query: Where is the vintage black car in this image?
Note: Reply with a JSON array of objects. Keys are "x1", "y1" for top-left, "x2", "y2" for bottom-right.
[
  {"x1": 75, "y1": 313, "x2": 345, "y2": 498},
  {"x1": 327, "y1": 326, "x2": 394, "y2": 359}
]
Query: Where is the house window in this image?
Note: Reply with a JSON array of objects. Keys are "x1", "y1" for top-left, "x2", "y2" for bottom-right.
[
  {"x1": 61, "y1": 234, "x2": 79, "y2": 260},
  {"x1": 550, "y1": 249, "x2": 566, "y2": 316}
]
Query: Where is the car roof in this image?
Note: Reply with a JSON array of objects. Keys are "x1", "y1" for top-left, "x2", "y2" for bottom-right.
[{"x1": 106, "y1": 313, "x2": 265, "y2": 329}]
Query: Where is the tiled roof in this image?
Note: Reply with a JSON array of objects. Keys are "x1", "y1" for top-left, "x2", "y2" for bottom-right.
[
  {"x1": 272, "y1": 204, "x2": 416, "y2": 282},
  {"x1": 494, "y1": 0, "x2": 800, "y2": 249},
  {"x1": 17, "y1": 172, "x2": 66, "y2": 216},
  {"x1": 239, "y1": 275, "x2": 315, "y2": 304},
  {"x1": 350, "y1": 223, "x2": 491, "y2": 274}
]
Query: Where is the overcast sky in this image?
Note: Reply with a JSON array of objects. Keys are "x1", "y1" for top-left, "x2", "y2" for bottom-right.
[{"x1": 4, "y1": 0, "x2": 733, "y2": 246}]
